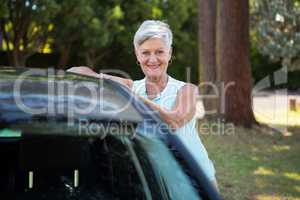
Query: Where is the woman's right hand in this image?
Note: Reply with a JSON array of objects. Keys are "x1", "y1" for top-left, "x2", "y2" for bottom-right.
[
  {"x1": 67, "y1": 66, "x2": 133, "y2": 89},
  {"x1": 67, "y1": 66, "x2": 100, "y2": 78}
]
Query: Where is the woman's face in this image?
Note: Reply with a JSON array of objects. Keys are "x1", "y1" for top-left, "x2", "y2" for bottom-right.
[{"x1": 135, "y1": 38, "x2": 171, "y2": 80}]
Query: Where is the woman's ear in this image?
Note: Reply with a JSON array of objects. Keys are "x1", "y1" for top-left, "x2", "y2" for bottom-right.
[
  {"x1": 135, "y1": 48, "x2": 142, "y2": 64},
  {"x1": 134, "y1": 48, "x2": 139, "y2": 58}
]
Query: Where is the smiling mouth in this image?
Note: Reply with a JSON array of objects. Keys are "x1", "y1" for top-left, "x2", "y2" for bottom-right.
[{"x1": 147, "y1": 65, "x2": 160, "y2": 69}]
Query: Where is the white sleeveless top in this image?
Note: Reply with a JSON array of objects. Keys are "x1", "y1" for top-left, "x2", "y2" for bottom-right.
[{"x1": 132, "y1": 76, "x2": 216, "y2": 181}]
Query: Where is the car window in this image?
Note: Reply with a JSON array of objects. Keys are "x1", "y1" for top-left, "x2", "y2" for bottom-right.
[
  {"x1": 133, "y1": 135, "x2": 202, "y2": 200},
  {"x1": 0, "y1": 126, "x2": 149, "y2": 200},
  {"x1": 168, "y1": 145, "x2": 206, "y2": 196},
  {"x1": 89, "y1": 135, "x2": 149, "y2": 200}
]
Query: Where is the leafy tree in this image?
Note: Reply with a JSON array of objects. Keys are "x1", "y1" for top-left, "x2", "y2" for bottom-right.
[
  {"x1": 0, "y1": 0, "x2": 198, "y2": 83},
  {"x1": 252, "y1": 0, "x2": 300, "y2": 71},
  {"x1": 51, "y1": 0, "x2": 95, "y2": 68},
  {"x1": 78, "y1": 1, "x2": 124, "y2": 68},
  {"x1": 0, "y1": 0, "x2": 59, "y2": 67}
]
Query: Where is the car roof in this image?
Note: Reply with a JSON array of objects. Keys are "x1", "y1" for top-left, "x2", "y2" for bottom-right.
[{"x1": 0, "y1": 67, "x2": 143, "y2": 125}]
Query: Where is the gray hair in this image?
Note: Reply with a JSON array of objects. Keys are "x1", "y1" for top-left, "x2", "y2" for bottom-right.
[{"x1": 133, "y1": 20, "x2": 173, "y2": 49}]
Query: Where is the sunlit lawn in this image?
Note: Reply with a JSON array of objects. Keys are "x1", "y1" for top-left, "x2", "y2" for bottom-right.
[{"x1": 199, "y1": 111, "x2": 300, "y2": 200}]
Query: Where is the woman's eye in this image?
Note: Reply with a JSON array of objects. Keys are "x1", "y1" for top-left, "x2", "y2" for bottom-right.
[
  {"x1": 142, "y1": 51, "x2": 150, "y2": 56},
  {"x1": 157, "y1": 50, "x2": 164, "y2": 55}
]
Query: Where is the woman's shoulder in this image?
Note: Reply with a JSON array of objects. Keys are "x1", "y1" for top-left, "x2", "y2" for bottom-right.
[
  {"x1": 168, "y1": 76, "x2": 188, "y2": 89},
  {"x1": 168, "y1": 76, "x2": 198, "y2": 95},
  {"x1": 133, "y1": 78, "x2": 145, "y2": 84},
  {"x1": 133, "y1": 78, "x2": 145, "y2": 87},
  {"x1": 132, "y1": 78, "x2": 146, "y2": 93}
]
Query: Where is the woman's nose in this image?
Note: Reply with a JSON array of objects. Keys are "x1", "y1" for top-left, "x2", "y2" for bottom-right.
[{"x1": 148, "y1": 54, "x2": 158, "y2": 62}]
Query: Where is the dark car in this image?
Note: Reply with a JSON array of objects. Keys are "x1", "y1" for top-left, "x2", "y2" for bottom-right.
[{"x1": 0, "y1": 67, "x2": 222, "y2": 200}]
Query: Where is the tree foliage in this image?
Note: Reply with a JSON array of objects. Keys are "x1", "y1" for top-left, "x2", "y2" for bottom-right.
[
  {"x1": 0, "y1": 0, "x2": 197, "y2": 82},
  {"x1": 0, "y1": 0, "x2": 59, "y2": 67},
  {"x1": 252, "y1": 0, "x2": 300, "y2": 71}
]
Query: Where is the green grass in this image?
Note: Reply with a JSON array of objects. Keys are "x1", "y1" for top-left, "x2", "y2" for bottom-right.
[{"x1": 199, "y1": 123, "x2": 300, "y2": 200}]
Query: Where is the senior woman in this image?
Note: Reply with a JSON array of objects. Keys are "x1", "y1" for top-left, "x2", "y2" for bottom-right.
[{"x1": 68, "y1": 20, "x2": 217, "y2": 188}]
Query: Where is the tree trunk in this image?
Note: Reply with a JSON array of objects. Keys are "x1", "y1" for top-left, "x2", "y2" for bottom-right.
[
  {"x1": 57, "y1": 44, "x2": 71, "y2": 69},
  {"x1": 198, "y1": 0, "x2": 218, "y2": 117},
  {"x1": 0, "y1": 32, "x2": 2, "y2": 51},
  {"x1": 11, "y1": 49, "x2": 26, "y2": 67},
  {"x1": 217, "y1": 0, "x2": 256, "y2": 127},
  {"x1": 85, "y1": 50, "x2": 97, "y2": 69}
]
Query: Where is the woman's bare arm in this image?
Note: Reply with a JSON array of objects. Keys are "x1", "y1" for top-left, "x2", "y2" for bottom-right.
[
  {"x1": 139, "y1": 83, "x2": 198, "y2": 130},
  {"x1": 102, "y1": 73, "x2": 133, "y2": 89},
  {"x1": 67, "y1": 66, "x2": 133, "y2": 88}
]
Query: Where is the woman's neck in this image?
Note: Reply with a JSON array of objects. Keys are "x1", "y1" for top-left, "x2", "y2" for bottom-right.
[{"x1": 145, "y1": 74, "x2": 168, "y2": 99}]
